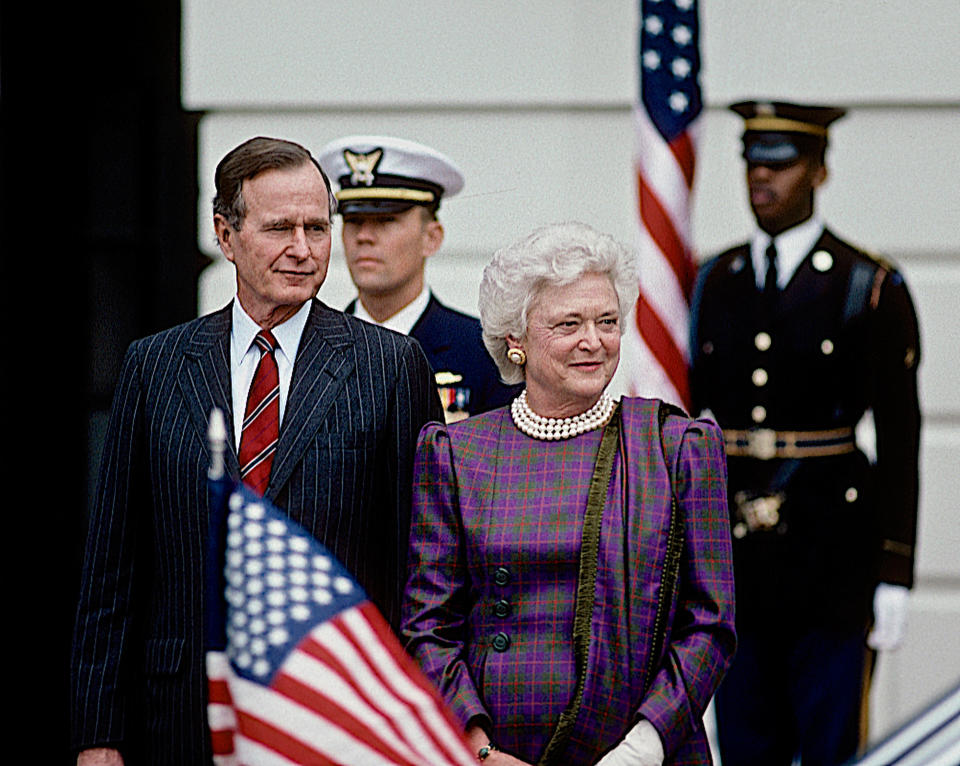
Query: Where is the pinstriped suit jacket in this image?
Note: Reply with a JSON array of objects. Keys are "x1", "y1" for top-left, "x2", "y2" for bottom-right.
[{"x1": 71, "y1": 299, "x2": 443, "y2": 764}]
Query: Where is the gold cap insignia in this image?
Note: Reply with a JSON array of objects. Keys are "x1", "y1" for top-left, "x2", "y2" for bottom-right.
[{"x1": 343, "y1": 148, "x2": 383, "y2": 187}]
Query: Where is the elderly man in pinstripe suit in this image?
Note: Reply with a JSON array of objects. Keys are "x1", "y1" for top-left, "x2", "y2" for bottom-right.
[{"x1": 71, "y1": 137, "x2": 443, "y2": 766}]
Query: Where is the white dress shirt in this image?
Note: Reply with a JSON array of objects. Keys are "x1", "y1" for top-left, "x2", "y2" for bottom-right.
[
  {"x1": 230, "y1": 299, "x2": 312, "y2": 450},
  {"x1": 750, "y1": 215, "x2": 825, "y2": 290},
  {"x1": 352, "y1": 286, "x2": 431, "y2": 335}
]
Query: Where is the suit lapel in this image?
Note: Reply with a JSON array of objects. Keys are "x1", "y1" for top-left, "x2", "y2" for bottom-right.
[
  {"x1": 178, "y1": 304, "x2": 240, "y2": 479},
  {"x1": 267, "y1": 300, "x2": 356, "y2": 501}
]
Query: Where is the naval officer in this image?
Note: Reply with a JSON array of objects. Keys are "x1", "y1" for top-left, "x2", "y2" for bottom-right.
[
  {"x1": 690, "y1": 101, "x2": 922, "y2": 765},
  {"x1": 318, "y1": 135, "x2": 520, "y2": 422}
]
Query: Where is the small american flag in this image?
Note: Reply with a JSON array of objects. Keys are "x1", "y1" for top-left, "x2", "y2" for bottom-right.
[
  {"x1": 612, "y1": 0, "x2": 701, "y2": 410},
  {"x1": 205, "y1": 482, "x2": 475, "y2": 765}
]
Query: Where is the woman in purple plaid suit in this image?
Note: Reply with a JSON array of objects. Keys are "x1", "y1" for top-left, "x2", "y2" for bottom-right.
[{"x1": 401, "y1": 222, "x2": 736, "y2": 766}]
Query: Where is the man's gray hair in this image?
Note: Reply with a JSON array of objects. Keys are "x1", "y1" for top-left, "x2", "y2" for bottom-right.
[
  {"x1": 478, "y1": 221, "x2": 640, "y2": 385},
  {"x1": 212, "y1": 136, "x2": 336, "y2": 231}
]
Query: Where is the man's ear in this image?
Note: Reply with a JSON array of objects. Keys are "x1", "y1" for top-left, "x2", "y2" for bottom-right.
[
  {"x1": 812, "y1": 162, "x2": 828, "y2": 190},
  {"x1": 213, "y1": 214, "x2": 237, "y2": 264},
  {"x1": 422, "y1": 219, "x2": 445, "y2": 259}
]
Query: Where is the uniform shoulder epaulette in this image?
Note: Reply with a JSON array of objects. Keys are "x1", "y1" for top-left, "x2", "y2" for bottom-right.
[
  {"x1": 854, "y1": 247, "x2": 896, "y2": 310},
  {"x1": 698, "y1": 244, "x2": 748, "y2": 277},
  {"x1": 860, "y1": 247, "x2": 896, "y2": 274},
  {"x1": 716, "y1": 242, "x2": 749, "y2": 261}
]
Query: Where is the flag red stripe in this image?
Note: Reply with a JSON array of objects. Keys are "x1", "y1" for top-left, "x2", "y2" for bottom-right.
[
  {"x1": 271, "y1": 669, "x2": 417, "y2": 765},
  {"x1": 636, "y1": 292, "x2": 691, "y2": 408},
  {"x1": 300, "y1": 619, "x2": 466, "y2": 765},
  {"x1": 637, "y1": 171, "x2": 696, "y2": 299},
  {"x1": 208, "y1": 678, "x2": 233, "y2": 705},
  {"x1": 669, "y1": 131, "x2": 696, "y2": 189},
  {"x1": 342, "y1": 603, "x2": 470, "y2": 764},
  {"x1": 353, "y1": 602, "x2": 426, "y2": 678},
  {"x1": 297, "y1": 635, "x2": 409, "y2": 739},
  {"x1": 235, "y1": 709, "x2": 339, "y2": 765},
  {"x1": 209, "y1": 729, "x2": 235, "y2": 756}
]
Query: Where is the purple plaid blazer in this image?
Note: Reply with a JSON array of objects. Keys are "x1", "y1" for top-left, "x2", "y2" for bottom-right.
[{"x1": 401, "y1": 397, "x2": 736, "y2": 765}]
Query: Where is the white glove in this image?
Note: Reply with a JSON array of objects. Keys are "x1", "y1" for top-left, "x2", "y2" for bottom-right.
[
  {"x1": 867, "y1": 583, "x2": 910, "y2": 651},
  {"x1": 594, "y1": 719, "x2": 664, "y2": 766}
]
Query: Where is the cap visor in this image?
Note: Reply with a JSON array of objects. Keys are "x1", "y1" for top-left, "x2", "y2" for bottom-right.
[
  {"x1": 744, "y1": 141, "x2": 801, "y2": 164},
  {"x1": 337, "y1": 199, "x2": 419, "y2": 215}
]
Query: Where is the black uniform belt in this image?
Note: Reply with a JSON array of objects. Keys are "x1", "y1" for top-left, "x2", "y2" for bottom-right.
[{"x1": 723, "y1": 426, "x2": 856, "y2": 460}]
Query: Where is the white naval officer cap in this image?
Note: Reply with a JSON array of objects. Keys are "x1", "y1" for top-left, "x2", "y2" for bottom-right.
[{"x1": 317, "y1": 135, "x2": 464, "y2": 215}]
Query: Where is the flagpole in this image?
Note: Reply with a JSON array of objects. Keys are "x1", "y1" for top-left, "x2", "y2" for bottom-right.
[
  {"x1": 208, "y1": 407, "x2": 227, "y2": 480},
  {"x1": 205, "y1": 407, "x2": 231, "y2": 654}
]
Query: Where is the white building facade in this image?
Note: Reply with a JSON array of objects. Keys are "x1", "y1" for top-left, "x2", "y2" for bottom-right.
[{"x1": 185, "y1": 0, "x2": 960, "y2": 751}]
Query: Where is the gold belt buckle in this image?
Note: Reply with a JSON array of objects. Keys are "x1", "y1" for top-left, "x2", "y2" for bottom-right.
[{"x1": 747, "y1": 428, "x2": 778, "y2": 460}]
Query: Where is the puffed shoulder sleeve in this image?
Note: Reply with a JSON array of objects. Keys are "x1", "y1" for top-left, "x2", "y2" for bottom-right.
[
  {"x1": 638, "y1": 415, "x2": 737, "y2": 755},
  {"x1": 401, "y1": 422, "x2": 491, "y2": 732}
]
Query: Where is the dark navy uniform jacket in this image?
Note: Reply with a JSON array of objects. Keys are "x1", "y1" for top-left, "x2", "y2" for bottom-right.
[
  {"x1": 348, "y1": 293, "x2": 520, "y2": 421},
  {"x1": 690, "y1": 227, "x2": 921, "y2": 630}
]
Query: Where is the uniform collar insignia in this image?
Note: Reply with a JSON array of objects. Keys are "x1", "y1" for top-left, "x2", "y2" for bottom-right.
[
  {"x1": 343, "y1": 148, "x2": 383, "y2": 187},
  {"x1": 812, "y1": 250, "x2": 834, "y2": 272}
]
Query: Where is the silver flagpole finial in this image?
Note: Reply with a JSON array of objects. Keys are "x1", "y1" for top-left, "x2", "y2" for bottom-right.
[{"x1": 207, "y1": 407, "x2": 227, "y2": 480}]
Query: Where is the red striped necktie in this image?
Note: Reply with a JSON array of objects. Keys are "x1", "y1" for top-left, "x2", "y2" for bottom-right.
[{"x1": 238, "y1": 330, "x2": 280, "y2": 495}]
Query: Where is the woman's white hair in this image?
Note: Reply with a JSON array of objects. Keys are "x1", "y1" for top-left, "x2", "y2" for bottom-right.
[{"x1": 478, "y1": 221, "x2": 640, "y2": 385}]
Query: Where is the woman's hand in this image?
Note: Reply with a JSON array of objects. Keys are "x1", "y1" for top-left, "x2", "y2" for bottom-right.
[{"x1": 465, "y1": 725, "x2": 535, "y2": 766}]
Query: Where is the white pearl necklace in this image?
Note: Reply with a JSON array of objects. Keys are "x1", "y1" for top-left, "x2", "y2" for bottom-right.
[{"x1": 510, "y1": 389, "x2": 616, "y2": 441}]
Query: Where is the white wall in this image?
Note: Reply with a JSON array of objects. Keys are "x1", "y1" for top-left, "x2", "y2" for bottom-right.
[{"x1": 185, "y1": 0, "x2": 960, "y2": 747}]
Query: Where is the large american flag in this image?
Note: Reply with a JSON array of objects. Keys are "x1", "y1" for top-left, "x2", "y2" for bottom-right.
[
  {"x1": 612, "y1": 0, "x2": 701, "y2": 410},
  {"x1": 205, "y1": 482, "x2": 476, "y2": 765}
]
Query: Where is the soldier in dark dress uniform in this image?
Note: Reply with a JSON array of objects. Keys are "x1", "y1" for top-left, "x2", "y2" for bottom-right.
[
  {"x1": 690, "y1": 101, "x2": 922, "y2": 765},
  {"x1": 318, "y1": 135, "x2": 519, "y2": 422}
]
